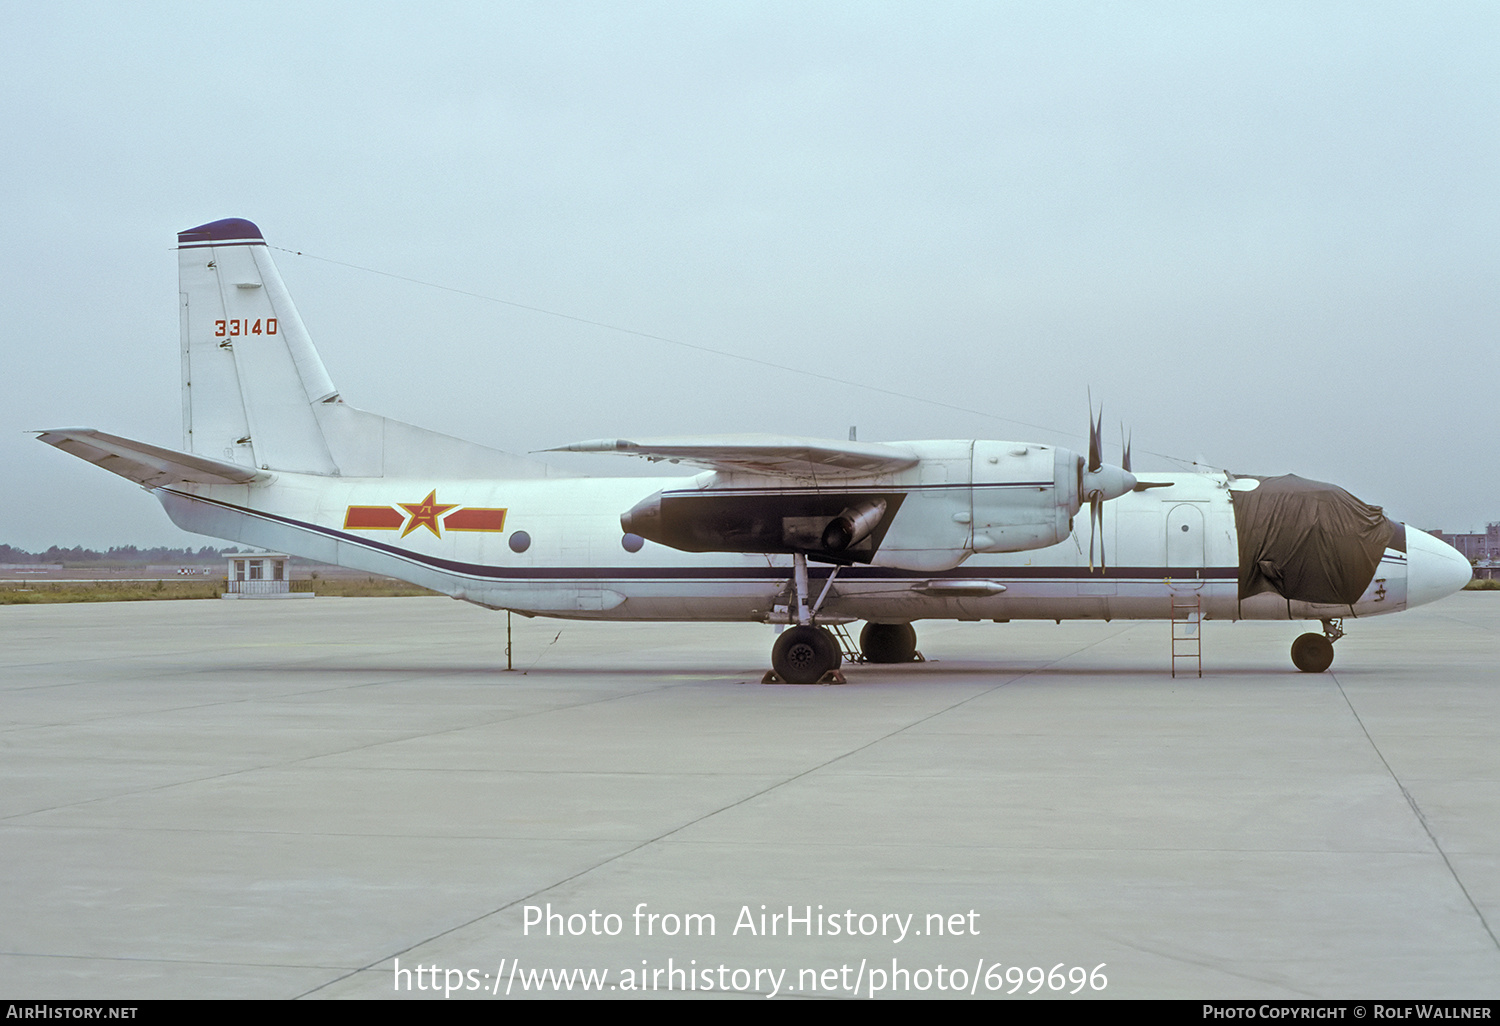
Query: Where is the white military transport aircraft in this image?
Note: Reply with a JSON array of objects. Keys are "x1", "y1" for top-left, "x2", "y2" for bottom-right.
[{"x1": 38, "y1": 219, "x2": 1472, "y2": 682}]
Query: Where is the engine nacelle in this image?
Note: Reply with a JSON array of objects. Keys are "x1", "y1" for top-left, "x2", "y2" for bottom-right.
[
  {"x1": 619, "y1": 439, "x2": 1132, "y2": 572},
  {"x1": 865, "y1": 441, "x2": 1087, "y2": 570},
  {"x1": 965, "y1": 442, "x2": 1080, "y2": 554}
]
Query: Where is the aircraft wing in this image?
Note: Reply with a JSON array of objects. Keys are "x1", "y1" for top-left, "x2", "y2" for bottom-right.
[
  {"x1": 547, "y1": 434, "x2": 920, "y2": 479},
  {"x1": 34, "y1": 429, "x2": 271, "y2": 487}
]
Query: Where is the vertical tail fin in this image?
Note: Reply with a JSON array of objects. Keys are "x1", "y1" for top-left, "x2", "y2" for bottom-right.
[
  {"x1": 176, "y1": 218, "x2": 572, "y2": 480},
  {"x1": 178, "y1": 218, "x2": 340, "y2": 474}
]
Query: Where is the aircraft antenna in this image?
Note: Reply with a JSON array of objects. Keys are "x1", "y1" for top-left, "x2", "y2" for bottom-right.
[{"x1": 273, "y1": 245, "x2": 1223, "y2": 471}]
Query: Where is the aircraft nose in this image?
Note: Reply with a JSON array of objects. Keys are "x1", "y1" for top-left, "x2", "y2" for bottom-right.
[{"x1": 1405, "y1": 527, "x2": 1473, "y2": 607}]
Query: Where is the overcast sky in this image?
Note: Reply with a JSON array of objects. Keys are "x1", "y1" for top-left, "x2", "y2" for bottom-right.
[{"x1": 3, "y1": 1, "x2": 1497, "y2": 550}]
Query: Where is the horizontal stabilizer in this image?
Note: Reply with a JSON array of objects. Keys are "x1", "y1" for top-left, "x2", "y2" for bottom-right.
[
  {"x1": 547, "y1": 434, "x2": 919, "y2": 478},
  {"x1": 34, "y1": 429, "x2": 271, "y2": 487}
]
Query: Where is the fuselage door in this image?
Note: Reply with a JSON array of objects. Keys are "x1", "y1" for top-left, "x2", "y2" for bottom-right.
[{"x1": 1166, "y1": 502, "x2": 1206, "y2": 591}]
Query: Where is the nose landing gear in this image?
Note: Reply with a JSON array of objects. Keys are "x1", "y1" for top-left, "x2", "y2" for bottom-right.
[{"x1": 1291, "y1": 618, "x2": 1344, "y2": 673}]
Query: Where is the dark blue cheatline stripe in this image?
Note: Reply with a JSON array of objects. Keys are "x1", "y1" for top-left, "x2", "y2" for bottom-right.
[
  {"x1": 165, "y1": 489, "x2": 1237, "y2": 584},
  {"x1": 663, "y1": 481, "x2": 1054, "y2": 498}
]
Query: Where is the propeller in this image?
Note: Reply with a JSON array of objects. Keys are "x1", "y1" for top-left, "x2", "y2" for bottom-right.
[
  {"x1": 1120, "y1": 422, "x2": 1175, "y2": 493},
  {"x1": 1079, "y1": 401, "x2": 1137, "y2": 572},
  {"x1": 1086, "y1": 406, "x2": 1105, "y2": 571}
]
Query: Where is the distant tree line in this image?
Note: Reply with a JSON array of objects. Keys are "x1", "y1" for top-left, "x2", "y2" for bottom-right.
[{"x1": 0, "y1": 544, "x2": 248, "y2": 566}]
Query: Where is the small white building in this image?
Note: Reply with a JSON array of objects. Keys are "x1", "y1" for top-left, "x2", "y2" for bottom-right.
[{"x1": 222, "y1": 553, "x2": 313, "y2": 599}]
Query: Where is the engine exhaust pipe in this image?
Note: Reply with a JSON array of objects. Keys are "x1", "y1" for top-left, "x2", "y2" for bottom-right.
[{"x1": 821, "y1": 499, "x2": 887, "y2": 551}]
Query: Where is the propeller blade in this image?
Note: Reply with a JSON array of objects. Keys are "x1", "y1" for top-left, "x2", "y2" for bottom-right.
[
  {"x1": 1087, "y1": 493, "x2": 1097, "y2": 571},
  {"x1": 1088, "y1": 406, "x2": 1103, "y2": 473},
  {"x1": 1097, "y1": 495, "x2": 1106, "y2": 571},
  {"x1": 1120, "y1": 426, "x2": 1132, "y2": 474},
  {"x1": 1086, "y1": 492, "x2": 1108, "y2": 572}
]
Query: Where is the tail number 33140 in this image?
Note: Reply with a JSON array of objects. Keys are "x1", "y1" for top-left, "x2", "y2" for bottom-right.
[{"x1": 214, "y1": 319, "x2": 278, "y2": 337}]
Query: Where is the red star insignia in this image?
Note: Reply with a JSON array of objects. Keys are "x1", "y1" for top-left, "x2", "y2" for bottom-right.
[{"x1": 399, "y1": 490, "x2": 457, "y2": 538}]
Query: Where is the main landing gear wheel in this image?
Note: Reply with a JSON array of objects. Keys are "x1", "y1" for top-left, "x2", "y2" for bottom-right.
[
  {"x1": 859, "y1": 622, "x2": 918, "y2": 664},
  {"x1": 773, "y1": 625, "x2": 842, "y2": 685},
  {"x1": 1290, "y1": 633, "x2": 1335, "y2": 673}
]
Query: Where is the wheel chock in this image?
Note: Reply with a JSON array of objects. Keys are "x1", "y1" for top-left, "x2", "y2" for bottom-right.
[{"x1": 760, "y1": 669, "x2": 847, "y2": 685}]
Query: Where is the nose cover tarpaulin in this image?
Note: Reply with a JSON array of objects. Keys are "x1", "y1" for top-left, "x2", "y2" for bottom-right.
[{"x1": 1231, "y1": 474, "x2": 1404, "y2": 607}]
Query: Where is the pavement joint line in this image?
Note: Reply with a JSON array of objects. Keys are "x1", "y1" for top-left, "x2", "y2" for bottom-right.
[
  {"x1": 2, "y1": 650, "x2": 1066, "y2": 824},
  {"x1": 0, "y1": 949, "x2": 354, "y2": 971},
  {"x1": 1419, "y1": 609, "x2": 1500, "y2": 634},
  {"x1": 0, "y1": 821, "x2": 1449, "y2": 855},
  {"x1": 1331, "y1": 670, "x2": 1500, "y2": 956},
  {"x1": 1091, "y1": 932, "x2": 1321, "y2": 997},
  {"x1": 0, "y1": 677, "x2": 691, "y2": 823},
  {"x1": 293, "y1": 627, "x2": 1129, "y2": 998}
]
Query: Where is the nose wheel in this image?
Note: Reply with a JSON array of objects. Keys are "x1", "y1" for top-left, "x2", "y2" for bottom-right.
[{"x1": 1290, "y1": 619, "x2": 1343, "y2": 673}]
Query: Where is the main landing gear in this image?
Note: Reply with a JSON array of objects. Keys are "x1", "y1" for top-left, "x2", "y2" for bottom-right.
[
  {"x1": 859, "y1": 622, "x2": 919, "y2": 664},
  {"x1": 772, "y1": 625, "x2": 842, "y2": 684},
  {"x1": 766, "y1": 553, "x2": 844, "y2": 684},
  {"x1": 1290, "y1": 618, "x2": 1344, "y2": 673},
  {"x1": 765, "y1": 555, "x2": 924, "y2": 684}
]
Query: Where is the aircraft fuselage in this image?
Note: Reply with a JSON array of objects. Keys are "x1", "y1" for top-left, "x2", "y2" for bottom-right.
[{"x1": 154, "y1": 467, "x2": 1427, "y2": 626}]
